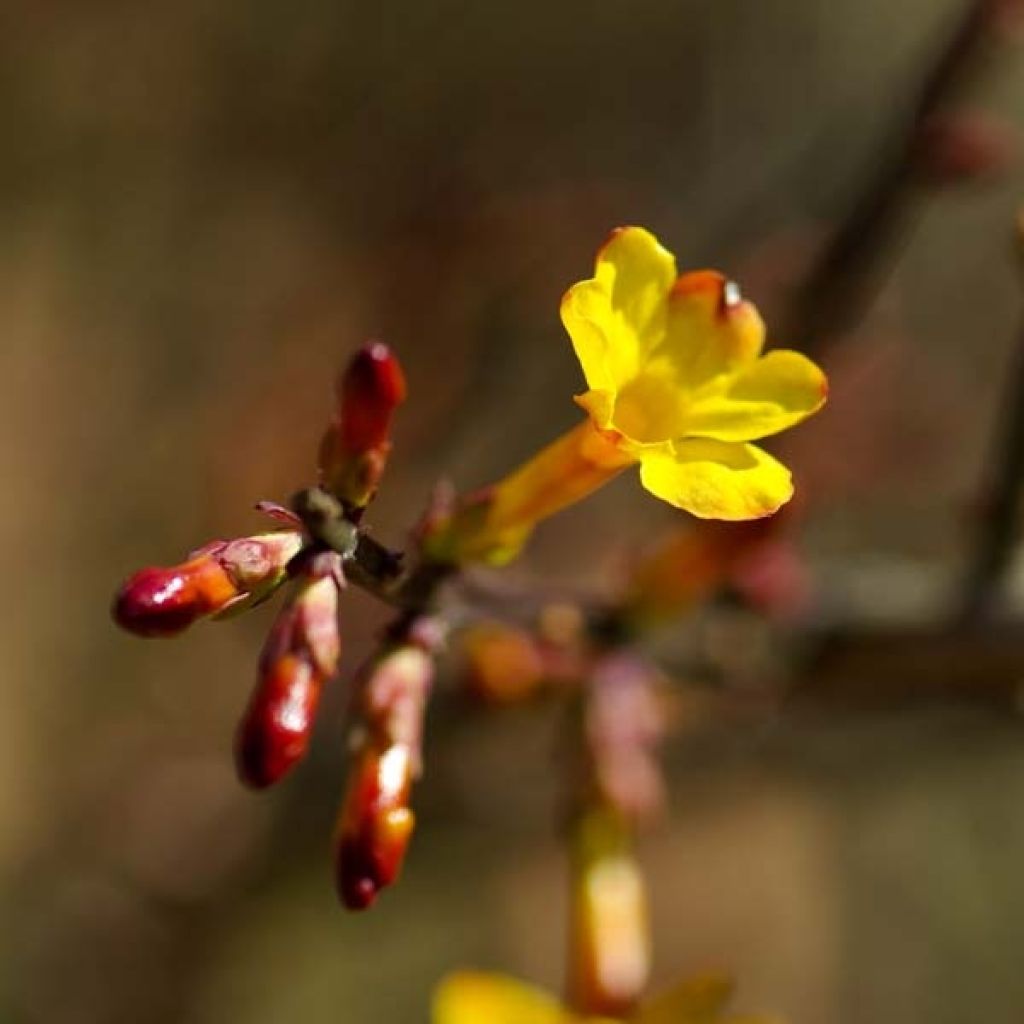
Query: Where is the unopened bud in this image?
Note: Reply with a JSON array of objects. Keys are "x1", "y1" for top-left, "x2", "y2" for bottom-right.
[
  {"x1": 113, "y1": 531, "x2": 303, "y2": 637},
  {"x1": 334, "y1": 633, "x2": 436, "y2": 909},
  {"x1": 335, "y1": 744, "x2": 416, "y2": 909},
  {"x1": 338, "y1": 342, "x2": 407, "y2": 453},
  {"x1": 319, "y1": 343, "x2": 407, "y2": 512},
  {"x1": 236, "y1": 565, "x2": 341, "y2": 788},
  {"x1": 587, "y1": 654, "x2": 666, "y2": 822},
  {"x1": 917, "y1": 112, "x2": 1015, "y2": 185}
]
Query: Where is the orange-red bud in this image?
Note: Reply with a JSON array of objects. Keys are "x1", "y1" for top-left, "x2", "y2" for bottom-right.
[
  {"x1": 335, "y1": 744, "x2": 416, "y2": 909},
  {"x1": 112, "y1": 532, "x2": 304, "y2": 638},
  {"x1": 113, "y1": 556, "x2": 236, "y2": 637},
  {"x1": 334, "y1": 629, "x2": 437, "y2": 909},
  {"x1": 460, "y1": 622, "x2": 546, "y2": 705},
  {"x1": 236, "y1": 565, "x2": 341, "y2": 789}
]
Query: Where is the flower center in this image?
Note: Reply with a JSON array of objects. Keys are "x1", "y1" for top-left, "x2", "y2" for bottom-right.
[{"x1": 611, "y1": 374, "x2": 686, "y2": 444}]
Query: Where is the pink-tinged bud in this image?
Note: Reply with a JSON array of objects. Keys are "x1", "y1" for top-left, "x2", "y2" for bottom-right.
[
  {"x1": 917, "y1": 113, "x2": 1015, "y2": 185},
  {"x1": 318, "y1": 343, "x2": 407, "y2": 513},
  {"x1": 334, "y1": 631, "x2": 437, "y2": 910},
  {"x1": 236, "y1": 568, "x2": 341, "y2": 789},
  {"x1": 731, "y1": 537, "x2": 812, "y2": 619},
  {"x1": 587, "y1": 654, "x2": 666, "y2": 823},
  {"x1": 112, "y1": 531, "x2": 304, "y2": 638}
]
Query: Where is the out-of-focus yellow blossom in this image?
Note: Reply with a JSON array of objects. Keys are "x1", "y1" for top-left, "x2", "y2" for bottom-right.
[
  {"x1": 432, "y1": 970, "x2": 777, "y2": 1024},
  {"x1": 568, "y1": 809, "x2": 651, "y2": 1017},
  {"x1": 428, "y1": 227, "x2": 825, "y2": 565}
]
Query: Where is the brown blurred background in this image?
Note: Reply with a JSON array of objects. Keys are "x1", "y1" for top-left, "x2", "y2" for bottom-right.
[{"x1": 4, "y1": 1, "x2": 1024, "y2": 1021}]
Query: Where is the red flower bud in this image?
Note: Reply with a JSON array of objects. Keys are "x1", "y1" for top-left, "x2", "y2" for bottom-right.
[
  {"x1": 112, "y1": 555, "x2": 239, "y2": 637},
  {"x1": 236, "y1": 567, "x2": 341, "y2": 789},
  {"x1": 334, "y1": 745, "x2": 415, "y2": 909},
  {"x1": 318, "y1": 343, "x2": 407, "y2": 512},
  {"x1": 113, "y1": 531, "x2": 304, "y2": 638},
  {"x1": 338, "y1": 342, "x2": 407, "y2": 453},
  {"x1": 334, "y1": 632, "x2": 436, "y2": 909},
  {"x1": 236, "y1": 652, "x2": 322, "y2": 789}
]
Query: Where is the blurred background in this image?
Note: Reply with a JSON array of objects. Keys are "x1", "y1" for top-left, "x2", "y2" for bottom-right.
[{"x1": 4, "y1": 1, "x2": 1024, "y2": 1021}]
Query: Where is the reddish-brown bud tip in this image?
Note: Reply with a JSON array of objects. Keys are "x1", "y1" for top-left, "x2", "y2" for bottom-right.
[
  {"x1": 112, "y1": 557, "x2": 237, "y2": 637},
  {"x1": 338, "y1": 342, "x2": 407, "y2": 452},
  {"x1": 235, "y1": 654, "x2": 323, "y2": 789},
  {"x1": 336, "y1": 865, "x2": 380, "y2": 910}
]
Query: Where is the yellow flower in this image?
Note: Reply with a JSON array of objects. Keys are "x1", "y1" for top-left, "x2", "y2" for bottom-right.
[
  {"x1": 427, "y1": 226, "x2": 826, "y2": 565},
  {"x1": 564, "y1": 226, "x2": 826, "y2": 521},
  {"x1": 432, "y1": 970, "x2": 777, "y2": 1024}
]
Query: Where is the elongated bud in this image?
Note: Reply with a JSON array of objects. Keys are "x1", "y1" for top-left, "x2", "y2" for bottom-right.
[
  {"x1": 113, "y1": 531, "x2": 304, "y2": 637},
  {"x1": 339, "y1": 342, "x2": 407, "y2": 451},
  {"x1": 319, "y1": 342, "x2": 407, "y2": 514},
  {"x1": 235, "y1": 554, "x2": 342, "y2": 788},
  {"x1": 334, "y1": 618, "x2": 440, "y2": 909},
  {"x1": 568, "y1": 809, "x2": 650, "y2": 1019},
  {"x1": 335, "y1": 743, "x2": 416, "y2": 909}
]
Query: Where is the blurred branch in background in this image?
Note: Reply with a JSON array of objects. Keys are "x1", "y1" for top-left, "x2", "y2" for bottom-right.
[
  {"x1": 958, "y1": 218, "x2": 1024, "y2": 623},
  {"x1": 785, "y1": 0, "x2": 1018, "y2": 354}
]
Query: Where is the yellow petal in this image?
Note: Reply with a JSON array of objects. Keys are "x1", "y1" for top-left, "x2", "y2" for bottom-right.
[
  {"x1": 635, "y1": 972, "x2": 733, "y2": 1024},
  {"x1": 432, "y1": 972, "x2": 569, "y2": 1024},
  {"x1": 562, "y1": 227, "x2": 677, "y2": 393},
  {"x1": 638, "y1": 439, "x2": 793, "y2": 520},
  {"x1": 682, "y1": 350, "x2": 828, "y2": 442},
  {"x1": 656, "y1": 272, "x2": 766, "y2": 393}
]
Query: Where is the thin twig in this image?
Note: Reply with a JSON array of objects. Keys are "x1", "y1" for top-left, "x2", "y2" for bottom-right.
[
  {"x1": 959, "y1": 307, "x2": 1024, "y2": 623},
  {"x1": 787, "y1": 0, "x2": 1006, "y2": 353}
]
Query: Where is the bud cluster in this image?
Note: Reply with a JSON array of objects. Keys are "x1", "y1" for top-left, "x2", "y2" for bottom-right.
[{"x1": 112, "y1": 343, "x2": 421, "y2": 901}]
